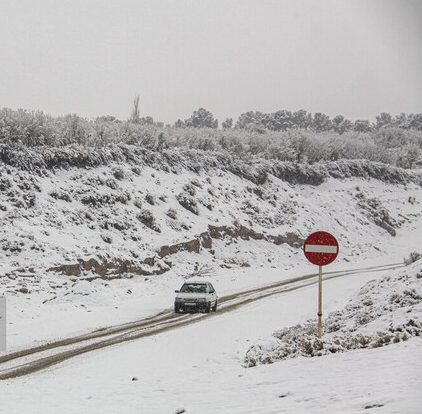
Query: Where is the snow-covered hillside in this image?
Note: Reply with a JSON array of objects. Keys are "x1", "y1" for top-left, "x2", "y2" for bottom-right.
[
  {"x1": 0, "y1": 145, "x2": 421, "y2": 349},
  {"x1": 1, "y1": 144, "x2": 422, "y2": 413},
  {"x1": 1, "y1": 146, "x2": 421, "y2": 277}
]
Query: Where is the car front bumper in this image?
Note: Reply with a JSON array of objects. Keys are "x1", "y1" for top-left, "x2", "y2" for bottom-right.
[{"x1": 175, "y1": 301, "x2": 207, "y2": 312}]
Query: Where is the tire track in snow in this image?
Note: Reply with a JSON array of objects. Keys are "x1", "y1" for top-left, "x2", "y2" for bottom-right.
[{"x1": 0, "y1": 262, "x2": 403, "y2": 380}]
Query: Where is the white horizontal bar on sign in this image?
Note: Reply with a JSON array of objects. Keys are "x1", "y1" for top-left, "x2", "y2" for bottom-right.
[{"x1": 305, "y1": 244, "x2": 337, "y2": 254}]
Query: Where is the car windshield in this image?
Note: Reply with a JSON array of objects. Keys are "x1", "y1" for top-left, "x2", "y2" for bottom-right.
[{"x1": 180, "y1": 283, "x2": 207, "y2": 293}]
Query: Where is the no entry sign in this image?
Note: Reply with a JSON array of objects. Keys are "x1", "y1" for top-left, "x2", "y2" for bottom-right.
[
  {"x1": 303, "y1": 231, "x2": 339, "y2": 339},
  {"x1": 303, "y1": 231, "x2": 339, "y2": 266}
]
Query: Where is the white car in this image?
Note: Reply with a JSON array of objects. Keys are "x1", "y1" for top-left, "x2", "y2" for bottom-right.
[{"x1": 174, "y1": 281, "x2": 218, "y2": 313}]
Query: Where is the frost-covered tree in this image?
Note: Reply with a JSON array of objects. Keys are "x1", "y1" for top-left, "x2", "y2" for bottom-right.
[
  {"x1": 292, "y1": 109, "x2": 312, "y2": 129},
  {"x1": 236, "y1": 111, "x2": 266, "y2": 129},
  {"x1": 393, "y1": 113, "x2": 411, "y2": 129},
  {"x1": 222, "y1": 118, "x2": 233, "y2": 129},
  {"x1": 2, "y1": 106, "x2": 422, "y2": 167},
  {"x1": 312, "y1": 113, "x2": 332, "y2": 132},
  {"x1": 376, "y1": 112, "x2": 392, "y2": 129},
  {"x1": 61, "y1": 114, "x2": 92, "y2": 146},
  {"x1": 139, "y1": 116, "x2": 154, "y2": 125},
  {"x1": 353, "y1": 119, "x2": 372, "y2": 133},
  {"x1": 156, "y1": 132, "x2": 166, "y2": 151},
  {"x1": 396, "y1": 144, "x2": 420, "y2": 168},
  {"x1": 185, "y1": 108, "x2": 218, "y2": 128},
  {"x1": 270, "y1": 110, "x2": 293, "y2": 131},
  {"x1": 408, "y1": 113, "x2": 422, "y2": 130},
  {"x1": 332, "y1": 115, "x2": 352, "y2": 134},
  {"x1": 96, "y1": 115, "x2": 119, "y2": 123},
  {"x1": 289, "y1": 130, "x2": 314, "y2": 162},
  {"x1": 174, "y1": 119, "x2": 185, "y2": 128},
  {"x1": 392, "y1": 113, "x2": 422, "y2": 130},
  {"x1": 0, "y1": 108, "x2": 58, "y2": 146}
]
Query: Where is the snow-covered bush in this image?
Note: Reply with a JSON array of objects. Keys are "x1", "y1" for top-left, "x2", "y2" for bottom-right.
[
  {"x1": 244, "y1": 263, "x2": 422, "y2": 367},
  {"x1": 182, "y1": 183, "x2": 196, "y2": 196},
  {"x1": 198, "y1": 195, "x2": 213, "y2": 210},
  {"x1": 133, "y1": 197, "x2": 143, "y2": 209},
  {"x1": 49, "y1": 190, "x2": 72, "y2": 202},
  {"x1": 404, "y1": 251, "x2": 421, "y2": 265},
  {"x1": 176, "y1": 193, "x2": 199, "y2": 215},
  {"x1": 136, "y1": 209, "x2": 161, "y2": 233},
  {"x1": 131, "y1": 166, "x2": 142, "y2": 175},
  {"x1": 105, "y1": 178, "x2": 119, "y2": 190},
  {"x1": 101, "y1": 234, "x2": 113, "y2": 244},
  {"x1": 396, "y1": 144, "x2": 421, "y2": 169},
  {"x1": 80, "y1": 191, "x2": 131, "y2": 207},
  {"x1": 166, "y1": 208, "x2": 178, "y2": 219},
  {"x1": 356, "y1": 192, "x2": 398, "y2": 236},
  {"x1": 2, "y1": 107, "x2": 422, "y2": 169},
  {"x1": 112, "y1": 167, "x2": 125, "y2": 181},
  {"x1": 0, "y1": 177, "x2": 12, "y2": 191},
  {"x1": 100, "y1": 219, "x2": 131, "y2": 232},
  {"x1": 1, "y1": 144, "x2": 421, "y2": 187},
  {"x1": 190, "y1": 178, "x2": 202, "y2": 188},
  {"x1": 145, "y1": 193, "x2": 156, "y2": 205}
]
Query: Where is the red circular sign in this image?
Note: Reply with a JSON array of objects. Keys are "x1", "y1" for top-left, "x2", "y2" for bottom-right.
[{"x1": 303, "y1": 231, "x2": 339, "y2": 266}]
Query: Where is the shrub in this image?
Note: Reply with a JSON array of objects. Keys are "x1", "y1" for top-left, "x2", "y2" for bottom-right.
[
  {"x1": 182, "y1": 183, "x2": 196, "y2": 196},
  {"x1": 136, "y1": 209, "x2": 161, "y2": 232},
  {"x1": 166, "y1": 208, "x2": 177, "y2": 219},
  {"x1": 404, "y1": 251, "x2": 421, "y2": 265},
  {"x1": 176, "y1": 193, "x2": 199, "y2": 215},
  {"x1": 101, "y1": 234, "x2": 113, "y2": 244},
  {"x1": 80, "y1": 191, "x2": 130, "y2": 207},
  {"x1": 145, "y1": 193, "x2": 156, "y2": 205},
  {"x1": 0, "y1": 177, "x2": 12, "y2": 191},
  {"x1": 133, "y1": 197, "x2": 143, "y2": 209},
  {"x1": 49, "y1": 191, "x2": 72, "y2": 202},
  {"x1": 243, "y1": 267, "x2": 422, "y2": 367},
  {"x1": 105, "y1": 178, "x2": 119, "y2": 189},
  {"x1": 112, "y1": 167, "x2": 125, "y2": 180}
]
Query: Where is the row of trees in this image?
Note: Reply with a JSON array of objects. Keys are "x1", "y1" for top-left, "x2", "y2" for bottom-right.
[
  {"x1": 129, "y1": 95, "x2": 422, "y2": 132},
  {"x1": 1, "y1": 106, "x2": 421, "y2": 169},
  {"x1": 173, "y1": 108, "x2": 422, "y2": 133}
]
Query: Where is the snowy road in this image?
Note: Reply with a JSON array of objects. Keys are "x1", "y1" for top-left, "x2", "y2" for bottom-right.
[
  {"x1": 1, "y1": 260, "x2": 420, "y2": 414},
  {"x1": 0, "y1": 262, "x2": 403, "y2": 380}
]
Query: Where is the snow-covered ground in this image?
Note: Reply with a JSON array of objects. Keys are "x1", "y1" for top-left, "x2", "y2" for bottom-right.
[
  {"x1": 1, "y1": 262, "x2": 421, "y2": 413},
  {"x1": 1, "y1": 155, "x2": 421, "y2": 413},
  {"x1": 244, "y1": 260, "x2": 422, "y2": 366},
  {"x1": 1, "y1": 158, "x2": 421, "y2": 351}
]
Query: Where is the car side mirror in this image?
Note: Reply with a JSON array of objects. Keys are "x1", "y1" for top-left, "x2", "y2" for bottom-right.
[{"x1": 175, "y1": 290, "x2": 179, "y2": 293}]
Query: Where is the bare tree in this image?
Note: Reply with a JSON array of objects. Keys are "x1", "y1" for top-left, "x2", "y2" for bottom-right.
[{"x1": 130, "y1": 94, "x2": 140, "y2": 123}]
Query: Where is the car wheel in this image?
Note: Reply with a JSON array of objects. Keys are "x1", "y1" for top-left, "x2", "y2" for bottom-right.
[
  {"x1": 205, "y1": 302, "x2": 211, "y2": 313},
  {"x1": 212, "y1": 300, "x2": 217, "y2": 312},
  {"x1": 175, "y1": 305, "x2": 181, "y2": 314}
]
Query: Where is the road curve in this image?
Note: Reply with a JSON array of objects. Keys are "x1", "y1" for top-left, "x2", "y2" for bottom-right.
[{"x1": 0, "y1": 262, "x2": 403, "y2": 380}]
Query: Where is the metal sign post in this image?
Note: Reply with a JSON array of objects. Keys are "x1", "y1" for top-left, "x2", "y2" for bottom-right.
[
  {"x1": 303, "y1": 231, "x2": 339, "y2": 340},
  {"x1": 318, "y1": 265, "x2": 323, "y2": 339}
]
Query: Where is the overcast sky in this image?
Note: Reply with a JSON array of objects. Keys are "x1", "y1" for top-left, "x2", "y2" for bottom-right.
[{"x1": 0, "y1": 0, "x2": 421, "y2": 124}]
